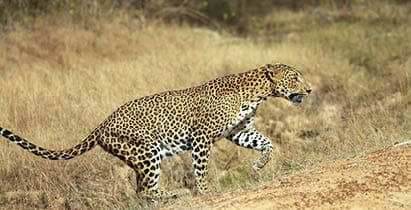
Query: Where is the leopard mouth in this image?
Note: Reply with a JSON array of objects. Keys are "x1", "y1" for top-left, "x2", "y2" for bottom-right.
[{"x1": 289, "y1": 93, "x2": 305, "y2": 105}]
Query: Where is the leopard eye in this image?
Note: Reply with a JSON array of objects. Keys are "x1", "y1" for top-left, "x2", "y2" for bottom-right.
[{"x1": 293, "y1": 77, "x2": 299, "y2": 82}]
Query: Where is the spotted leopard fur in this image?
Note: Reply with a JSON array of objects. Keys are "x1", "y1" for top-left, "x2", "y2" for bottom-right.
[{"x1": 0, "y1": 63, "x2": 311, "y2": 200}]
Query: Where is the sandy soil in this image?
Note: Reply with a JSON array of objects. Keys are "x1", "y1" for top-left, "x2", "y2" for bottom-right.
[{"x1": 163, "y1": 144, "x2": 411, "y2": 210}]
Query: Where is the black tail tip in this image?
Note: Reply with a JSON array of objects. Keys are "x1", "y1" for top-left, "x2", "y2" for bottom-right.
[{"x1": 0, "y1": 128, "x2": 12, "y2": 137}]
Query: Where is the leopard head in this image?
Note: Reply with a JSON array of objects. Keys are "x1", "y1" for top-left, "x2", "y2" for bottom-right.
[{"x1": 265, "y1": 63, "x2": 311, "y2": 105}]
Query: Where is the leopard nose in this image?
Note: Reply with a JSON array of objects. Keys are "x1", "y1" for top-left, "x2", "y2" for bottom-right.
[{"x1": 307, "y1": 89, "x2": 311, "y2": 94}]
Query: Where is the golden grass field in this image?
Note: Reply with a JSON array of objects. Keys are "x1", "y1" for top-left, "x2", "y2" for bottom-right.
[{"x1": 0, "y1": 1, "x2": 410, "y2": 209}]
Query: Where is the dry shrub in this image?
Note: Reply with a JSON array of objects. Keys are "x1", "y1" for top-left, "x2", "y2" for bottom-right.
[{"x1": 0, "y1": 1, "x2": 410, "y2": 209}]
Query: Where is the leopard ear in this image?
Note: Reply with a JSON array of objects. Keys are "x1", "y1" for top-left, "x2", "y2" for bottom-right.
[
  {"x1": 264, "y1": 67, "x2": 276, "y2": 83},
  {"x1": 266, "y1": 64, "x2": 274, "y2": 71},
  {"x1": 266, "y1": 63, "x2": 278, "y2": 77},
  {"x1": 266, "y1": 64, "x2": 276, "y2": 76}
]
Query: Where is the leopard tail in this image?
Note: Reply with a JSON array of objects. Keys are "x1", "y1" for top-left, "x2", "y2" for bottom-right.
[{"x1": 0, "y1": 127, "x2": 98, "y2": 160}]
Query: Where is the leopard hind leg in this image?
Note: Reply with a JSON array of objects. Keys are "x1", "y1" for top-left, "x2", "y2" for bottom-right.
[{"x1": 127, "y1": 141, "x2": 176, "y2": 201}]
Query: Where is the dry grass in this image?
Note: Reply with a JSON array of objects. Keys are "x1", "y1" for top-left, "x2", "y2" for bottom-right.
[{"x1": 0, "y1": 1, "x2": 410, "y2": 209}]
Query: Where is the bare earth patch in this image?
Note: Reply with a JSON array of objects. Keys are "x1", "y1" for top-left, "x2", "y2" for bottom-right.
[{"x1": 164, "y1": 144, "x2": 411, "y2": 209}]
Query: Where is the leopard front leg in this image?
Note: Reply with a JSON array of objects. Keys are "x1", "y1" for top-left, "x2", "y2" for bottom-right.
[
  {"x1": 191, "y1": 135, "x2": 211, "y2": 194},
  {"x1": 227, "y1": 128, "x2": 274, "y2": 171},
  {"x1": 252, "y1": 145, "x2": 273, "y2": 171}
]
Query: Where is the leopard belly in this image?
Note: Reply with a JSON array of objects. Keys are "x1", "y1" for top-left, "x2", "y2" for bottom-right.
[{"x1": 159, "y1": 135, "x2": 193, "y2": 157}]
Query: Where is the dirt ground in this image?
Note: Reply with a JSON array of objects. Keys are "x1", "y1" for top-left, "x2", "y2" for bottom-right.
[{"x1": 163, "y1": 144, "x2": 411, "y2": 210}]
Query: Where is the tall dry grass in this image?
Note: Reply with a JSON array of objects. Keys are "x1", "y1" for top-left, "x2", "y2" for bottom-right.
[{"x1": 0, "y1": 1, "x2": 410, "y2": 209}]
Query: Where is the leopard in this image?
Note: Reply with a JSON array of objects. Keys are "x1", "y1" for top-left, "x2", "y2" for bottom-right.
[{"x1": 0, "y1": 62, "x2": 311, "y2": 200}]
